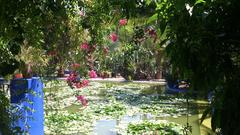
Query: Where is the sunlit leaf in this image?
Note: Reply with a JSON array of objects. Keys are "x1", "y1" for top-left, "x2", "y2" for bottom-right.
[
  {"x1": 147, "y1": 13, "x2": 158, "y2": 24},
  {"x1": 195, "y1": 0, "x2": 205, "y2": 5}
]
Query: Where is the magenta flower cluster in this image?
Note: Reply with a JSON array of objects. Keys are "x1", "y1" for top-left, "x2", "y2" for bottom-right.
[{"x1": 89, "y1": 70, "x2": 97, "y2": 78}]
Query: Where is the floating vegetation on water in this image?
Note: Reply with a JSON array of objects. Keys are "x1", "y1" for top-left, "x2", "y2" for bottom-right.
[
  {"x1": 93, "y1": 101, "x2": 126, "y2": 118},
  {"x1": 117, "y1": 120, "x2": 184, "y2": 135},
  {"x1": 45, "y1": 111, "x2": 94, "y2": 135},
  {"x1": 44, "y1": 81, "x2": 200, "y2": 134}
]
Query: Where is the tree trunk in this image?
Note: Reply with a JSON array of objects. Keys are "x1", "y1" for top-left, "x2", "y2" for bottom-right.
[{"x1": 220, "y1": 75, "x2": 240, "y2": 135}]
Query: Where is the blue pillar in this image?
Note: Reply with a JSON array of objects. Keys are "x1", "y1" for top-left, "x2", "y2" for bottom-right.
[{"x1": 10, "y1": 77, "x2": 44, "y2": 135}]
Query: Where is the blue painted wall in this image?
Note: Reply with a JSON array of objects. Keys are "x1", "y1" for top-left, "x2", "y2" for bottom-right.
[{"x1": 10, "y1": 77, "x2": 44, "y2": 135}]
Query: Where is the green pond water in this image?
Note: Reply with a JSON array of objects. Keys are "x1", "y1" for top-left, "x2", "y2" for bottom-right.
[{"x1": 45, "y1": 81, "x2": 214, "y2": 135}]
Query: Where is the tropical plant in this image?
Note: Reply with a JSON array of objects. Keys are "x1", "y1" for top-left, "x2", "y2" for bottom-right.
[{"x1": 16, "y1": 45, "x2": 49, "y2": 77}]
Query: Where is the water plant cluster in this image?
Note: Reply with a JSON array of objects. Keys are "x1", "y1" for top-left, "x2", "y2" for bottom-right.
[{"x1": 44, "y1": 81, "x2": 197, "y2": 134}]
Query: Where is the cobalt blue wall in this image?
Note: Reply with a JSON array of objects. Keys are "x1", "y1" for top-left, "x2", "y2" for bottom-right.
[{"x1": 10, "y1": 77, "x2": 44, "y2": 135}]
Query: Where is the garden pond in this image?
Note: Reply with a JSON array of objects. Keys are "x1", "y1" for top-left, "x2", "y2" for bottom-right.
[{"x1": 44, "y1": 80, "x2": 214, "y2": 135}]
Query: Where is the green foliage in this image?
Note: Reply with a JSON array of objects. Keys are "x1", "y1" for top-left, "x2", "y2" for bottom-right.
[
  {"x1": 0, "y1": 0, "x2": 84, "y2": 76},
  {"x1": 127, "y1": 120, "x2": 183, "y2": 135},
  {"x1": 0, "y1": 38, "x2": 20, "y2": 76},
  {"x1": 151, "y1": 0, "x2": 240, "y2": 133},
  {"x1": 0, "y1": 1, "x2": 84, "y2": 134},
  {"x1": 0, "y1": 91, "x2": 12, "y2": 135},
  {"x1": 94, "y1": 102, "x2": 126, "y2": 117}
]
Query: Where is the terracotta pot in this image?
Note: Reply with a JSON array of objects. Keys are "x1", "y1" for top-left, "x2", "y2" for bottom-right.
[{"x1": 15, "y1": 73, "x2": 23, "y2": 79}]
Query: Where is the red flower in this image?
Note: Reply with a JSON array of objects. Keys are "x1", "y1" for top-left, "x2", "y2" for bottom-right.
[
  {"x1": 110, "y1": 33, "x2": 118, "y2": 42},
  {"x1": 77, "y1": 95, "x2": 88, "y2": 106},
  {"x1": 119, "y1": 18, "x2": 127, "y2": 26}
]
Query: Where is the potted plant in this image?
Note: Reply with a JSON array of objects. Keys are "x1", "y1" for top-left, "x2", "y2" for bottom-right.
[{"x1": 16, "y1": 45, "x2": 49, "y2": 78}]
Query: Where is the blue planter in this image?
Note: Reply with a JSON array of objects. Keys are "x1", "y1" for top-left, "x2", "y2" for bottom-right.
[{"x1": 10, "y1": 77, "x2": 44, "y2": 135}]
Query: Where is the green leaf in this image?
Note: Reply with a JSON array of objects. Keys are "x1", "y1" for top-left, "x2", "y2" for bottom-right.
[
  {"x1": 146, "y1": 0, "x2": 152, "y2": 5},
  {"x1": 195, "y1": 0, "x2": 205, "y2": 5},
  {"x1": 156, "y1": 3, "x2": 163, "y2": 10},
  {"x1": 147, "y1": 13, "x2": 158, "y2": 24}
]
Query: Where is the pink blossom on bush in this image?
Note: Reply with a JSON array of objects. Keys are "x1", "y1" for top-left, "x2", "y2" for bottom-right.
[
  {"x1": 82, "y1": 80, "x2": 89, "y2": 86},
  {"x1": 89, "y1": 70, "x2": 97, "y2": 78},
  {"x1": 77, "y1": 95, "x2": 88, "y2": 106},
  {"x1": 67, "y1": 71, "x2": 90, "y2": 89},
  {"x1": 67, "y1": 72, "x2": 77, "y2": 82},
  {"x1": 80, "y1": 43, "x2": 89, "y2": 51},
  {"x1": 67, "y1": 72, "x2": 78, "y2": 88},
  {"x1": 119, "y1": 18, "x2": 127, "y2": 26},
  {"x1": 75, "y1": 82, "x2": 83, "y2": 88},
  {"x1": 110, "y1": 33, "x2": 118, "y2": 42}
]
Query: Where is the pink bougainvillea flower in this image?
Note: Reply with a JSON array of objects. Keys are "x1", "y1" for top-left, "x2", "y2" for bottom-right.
[
  {"x1": 66, "y1": 71, "x2": 90, "y2": 89},
  {"x1": 80, "y1": 43, "x2": 89, "y2": 51},
  {"x1": 89, "y1": 70, "x2": 97, "y2": 78},
  {"x1": 110, "y1": 33, "x2": 118, "y2": 42},
  {"x1": 77, "y1": 95, "x2": 88, "y2": 106},
  {"x1": 119, "y1": 18, "x2": 127, "y2": 26},
  {"x1": 75, "y1": 82, "x2": 83, "y2": 88},
  {"x1": 67, "y1": 72, "x2": 77, "y2": 88},
  {"x1": 82, "y1": 80, "x2": 89, "y2": 86}
]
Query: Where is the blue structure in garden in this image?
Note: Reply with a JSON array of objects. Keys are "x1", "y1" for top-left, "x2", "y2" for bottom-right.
[
  {"x1": 10, "y1": 77, "x2": 44, "y2": 135},
  {"x1": 165, "y1": 81, "x2": 188, "y2": 94}
]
